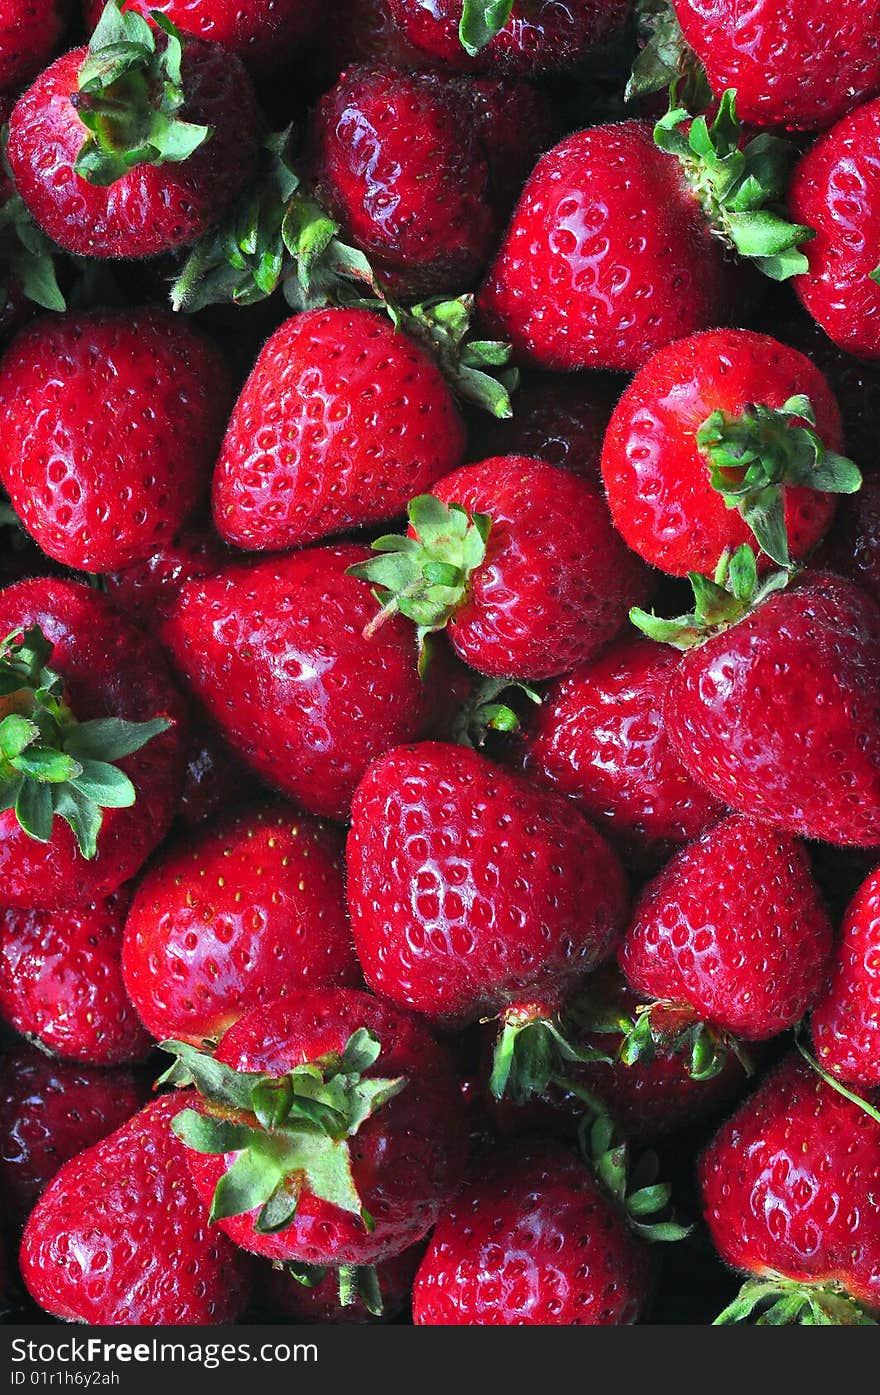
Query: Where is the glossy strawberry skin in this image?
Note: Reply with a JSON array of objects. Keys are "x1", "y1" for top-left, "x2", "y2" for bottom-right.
[
  {"x1": 812, "y1": 867, "x2": 880, "y2": 1086},
  {"x1": 0, "y1": 578, "x2": 188, "y2": 910},
  {"x1": 105, "y1": 521, "x2": 231, "y2": 630},
  {"x1": 790, "y1": 98, "x2": 880, "y2": 359},
  {"x1": 478, "y1": 122, "x2": 739, "y2": 373},
  {"x1": 161, "y1": 544, "x2": 439, "y2": 822},
  {"x1": 601, "y1": 329, "x2": 843, "y2": 576},
  {"x1": 21, "y1": 1092, "x2": 252, "y2": 1325},
  {"x1": 0, "y1": 312, "x2": 231, "y2": 572},
  {"x1": 620, "y1": 815, "x2": 834, "y2": 1040},
  {"x1": 260, "y1": 1242, "x2": 423, "y2": 1323},
  {"x1": 413, "y1": 1138, "x2": 649, "y2": 1325},
  {"x1": 182, "y1": 990, "x2": 467, "y2": 1265},
  {"x1": 83, "y1": 0, "x2": 322, "y2": 75},
  {"x1": 0, "y1": 1048, "x2": 150, "y2": 1230},
  {"x1": 520, "y1": 637, "x2": 724, "y2": 864},
  {"x1": 347, "y1": 741, "x2": 628, "y2": 1026},
  {"x1": 8, "y1": 40, "x2": 259, "y2": 259},
  {"x1": 673, "y1": 0, "x2": 880, "y2": 130},
  {"x1": 468, "y1": 370, "x2": 619, "y2": 481},
  {"x1": 666, "y1": 573, "x2": 880, "y2": 846},
  {"x1": 431, "y1": 456, "x2": 651, "y2": 680},
  {"x1": 212, "y1": 308, "x2": 465, "y2": 552},
  {"x1": 700, "y1": 1055, "x2": 880, "y2": 1309},
  {"x1": 123, "y1": 803, "x2": 360, "y2": 1045},
  {"x1": 0, "y1": 0, "x2": 69, "y2": 92}
]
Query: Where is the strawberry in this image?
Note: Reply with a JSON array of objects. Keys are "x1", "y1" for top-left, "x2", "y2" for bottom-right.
[
  {"x1": 0, "y1": 1047, "x2": 149, "y2": 1230},
  {"x1": 468, "y1": 370, "x2": 618, "y2": 481},
  {"x1": 349, "y1": 455, "x2": 651, "y2": 681},
  {"x1": 346, "y1": 740, "x2": 628, "y2": 1101},
  {"x1": 811, "y1": 867, "x2": 880, "y2": 1088},
  {"x1": 634, "y1": 548, "x2": 880, "y2": 846},
  {"x1": 212, "y1": 307, "x2": 465, "y2": 552},
  {"x1": 0, "y1": 578, "x2": 187, "y2": 909},
  {"x1": 0, "y1": 0, "x2": 69, "y2": 93},
  {"x1": 520, "y1": 636, "x2": 725, "y2": 866},
  {"x1": 20, "y1": 1091, "x2": 252, "y2": 1325},
  {"x1": 104, "y1": 520, "x2": 230, "y2": 629},
  {"x1": 0, "y1": 890, "x2": 153, "y2": 1065},
  {"x1": 0, "y1": 310, "x2": 231, "y2": 572},
  {"x1": 123, "y1": 802, "x2": 360, "y2": 1045},
  {"x1": 8, "y1": 2, "x2": 259, "y2": 260},
  {"x1": 259, "y1": 1242, "x2": 423, "y2": 1323},
  {"x1": 160, "y1": 543, "x2": 442, "y2": 821},
  {"x1": 601, "y1": 328, "x2": 859, "y2": 574},
  {"x1": 700, "y1": 1055, "x2": 880, "y2": 1324},
  {"x1": 162, "y1": 989, "x2": 467, "y2": 1273},
  {"x1": 618, "y1": 815, "x2": 834, "y2": 1074}
]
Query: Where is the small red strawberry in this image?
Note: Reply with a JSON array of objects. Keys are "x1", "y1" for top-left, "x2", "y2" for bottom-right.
[
  {"x1": 700, "y1": 1055, "x2": 880, "y2": 1323},
  {"x1": 601, "y1": 328, "x2": 858, "y2": 575},
  {"x1": 20, "y1": 1091, "x2": 253, "y2": 1325},
  {"x1": 0, "y1": 0, "x2": 69, "y2": 93},
  {"x1": 0, "y1": 310, "x2": 231, "y2": 572},
  {"x1": 0, "y1": 577, "x2": 188, "y2": 909},
  {"x1": 163, "y1": 989, "x2": 467, "y2": 1272},
  {"x1": 468, "y1": 370, "x2": 618, "y2": 481},
  {"x1": 160, "y1": 543, "x2": 443, "y2": 821},
  {"x1": 811, "y1": 867, "x2": 880, "y2": 1088},
  {"x1": 349, "y1": 455, "x2": 651, "y2": 681},
  {"x1": 8, "y1": 2, "x2": 260, "y2": 260},
  {"x1": 104, "y1": 520, "x2": 230, "y2": 629},
  {"x1": 259, "y1": 1242, "x2": 423, "y2": 1323},
  {"x1": 123, "y1": 802, "x2": 360, "y2": 1046}
]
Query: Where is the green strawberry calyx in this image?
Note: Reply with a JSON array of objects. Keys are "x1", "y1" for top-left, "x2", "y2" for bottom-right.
[
  {"x1": 631, "y1": 543, "x2": 792, "y2": 650},
  {"x1": 0, "y1": 130, "x2": 66, "y2": 314},
  {"x1": 160, "y1": 1028, "x2": 407, "y2": 1237},
  {"x1": 715, "y1": 1277, "x2": 877, "y2": 1326},
  {"x1": 450, "y1": 675, "x2": 542, "y2": 750},
  {"x1": 0, "y1": 624, "x2": 171, "y2": 858},
  {"x1": 617, "y1": 999, "x2": 752, "y2": 1082},
  {"x1": 274, "y1": 1260, "x2": 386, "y2": 1316},
  {"x1": 626, "y1": 0, "x2": 710, "y2": 111},
  {"x1": 398, "y1": 294, "x2": 518, "y2": 419},
  {"x1": 654, "y1": 88, "x2": 814, "y2": 281},
  {"x1": 459, "y1": 0, "x2": 513, "y2": 56},
  {"x1": 699, "y1": 394, "x2": 861, "y2": 568},
  {"x1": 489, "y1": 1001, "x2": 614, "y2": 1106},
  {"x1": 72, "y1": 0, "x2": 211, "y2": 187}
]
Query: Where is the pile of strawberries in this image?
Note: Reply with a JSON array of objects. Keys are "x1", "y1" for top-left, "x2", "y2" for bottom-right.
[{"x1": 1, "y1": 0, "x2": 880, "y2": 1330}]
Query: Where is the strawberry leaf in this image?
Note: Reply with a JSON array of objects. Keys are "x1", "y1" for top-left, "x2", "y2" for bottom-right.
[
  {"x1": 625, "y1": 0, "x2": 710, "y2": 109},
  {"x1": 459, "y1": 0, "x2": 514, "y2": 55},
  {"x1": 631, "y1": 544, "x2": 791, "y2": 649}
]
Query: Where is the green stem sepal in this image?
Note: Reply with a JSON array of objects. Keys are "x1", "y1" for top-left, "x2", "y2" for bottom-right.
[
  {"x1": 617, "y1": 1000, "x2": 752, "y2": 1082},
  {"x1": 459, "y1": 0, "x2": 513, "y2": 56},
  {"x1": 488, "y1": 1004, "x2": 613, "y2": 1105},
  {"x1": 631, "y1": 543, "x2": 792, "y2": 650},
  {"x1": 715, "y1": 1277, "x2": 877, "y2": 1326}
]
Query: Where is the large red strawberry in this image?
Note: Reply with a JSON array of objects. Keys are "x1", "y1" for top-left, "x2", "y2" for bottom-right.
[
  {"x1": 349, "y1": 455, "x2": 651, "y2": 681},
  {"x1": 123, "y1": 802, "x2": 360, "y2": 1045},
  {"x1": 700, "y1": 1055, "x2": 880, "y2": 1323},
  {"x1": 160, "y1": 543, "x2": 443, "y2": 822},
  {"x1": 0, "y1": 311, "x2": 231, "y2": 572},
  {"x1": 212, "y1": 308, "x2": 465, "y2": 552},
  {"x1": 0, "y1": 578, "x2": 187, "y2": 909},
  {"x1": 83, "y1": 0, "x2": 321, "y2": 75},
  {"x1": 20, "y1": 1091, "x2": 252, "y2": 1324},
  {"x1": 8, "y1": 2, "x2": 259, "y2": 260},
  {"x1": 0, "y1": 0, "x2": 69, "y2": 92},
  {"x1": 811, "y1": 867, "x2": 880, "y2": 1087},
  {"x1": 163, "y1": 989, "x2": 467, "y2": 1272},
  {"x1": 260, "y1": 1242, "x2": 424, "y2": 1323},
  {"x1": 347, "y1": 740, "x2": 628, "y2": 1101},
  {"x1": 601, "y1": 328, "x2": 858, "y2": 574},
  {"x1": 468, "y1": 370, "x2": 618, "y2": 481}
]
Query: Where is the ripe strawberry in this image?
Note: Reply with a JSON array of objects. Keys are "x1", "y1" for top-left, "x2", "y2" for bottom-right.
[
  {"x1": 104, "y1": 520, "x2": 230, "y2": 629},
  {"x1": 260, "y1": 1242, "x2": 423, "y2": 1323},
  {"x1": 520, "y1": 636, "x2": 724, "y2": 866},
  {"x1": 160, "y1": 543, "x2": 442, "y2": 821},
  {"x1": 811, "y1": 867, "x2": 880, "y2": 1088},
  {"x1": 601, "y1": 328, "x2": 858, "y2": 575},
  {"x1": 212, "y1": 308, "x2": 465, "y2": 552},
  {"x1": 0, "y1": 310, "x2": 231, "y2": 572},
  {"x1": 8, "y1": 2, "x2": 259, "y2": 260},
  {"x1": 21, "y1": 1091, "x2": 252, "y2": 1324},
  {"x1": 700, "y1": 1055, "x2": 880, "y2": 1323},
  {"x1": 123, "y1": 802, "x2": 360, "y2": 1045},
  {"x1": 346, "y1": 740, "x2": 628, "y2": 1100},
  {"x1": 163, "y1": 989, "x2": 467, "y2": 1270},
  {"x1": 350, "y1": 455, "x2": 651, "y2": 681},
  {"x1": 0, "y1": 0, "x2": 69, "y2": 93},
  {"x1": 0, "y1": 1047, "x2": 149, "y2": 1229},
  {"x1": 0, "y1": 578, "x2": 187, "y2": 909},
  {"x1": 468, "y1": 370, "x2": 618, "y2": 481},
  {"x1": 83, "y1": 0, "x2": 321, "y2": 75}
]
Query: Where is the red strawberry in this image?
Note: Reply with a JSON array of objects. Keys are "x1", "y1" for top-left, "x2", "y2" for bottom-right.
[
  {"x1": 104, "y1": 520, "x2": 231, "y2": 629},
  {"x1": 0, "y1": 311, "x2": 231, "y2": 572},
  {"x1": 163, "y1": 989, "x2": 467, "y2": 1270},
  {"x1": 468, "y1": 370, "x2": 619, "y2": 481},
  {"x1": 160, "y1": 543, "x2": 441, "y2": 821},
  {"x1": 259, "y1": 1242, "x2": 423, "y2": 1323},
  {"x1": 0, "y1": 890, "x2": 153, "y2": 1064},
  {"x1": 83, "y1": 0, "x2": 322, "y2": 75},
  {"x1": 349, "y1": 455, "x2": 651, "y2": 681},
  {"x1": 346, "y1": 740, "x2": 628, "y2": 1100},
  {"x1": 123, "y1": 802, "x2": 360, "y2": 1045},
  {"x1": 700, "y1": 1055, "x2": 880, "y2": 1323},
  {"x1": 20, "y1": 1091, "x2": 252, "y2": 1325},
  {"x1": 8, "y1": 3, "x2": 259, "y2": 260},
  {"x1": 212, "y1": 308, "x2": 465, "y2": 552},
  {"x1": 0, "y1": 578, "x2": 187, "y2": 909},
  {"x1": 811, "y1": 867, "x2": 880, "y2": 1087},
  {"x1": 601, "y1": 328, "x2": 857, "y2": 575},
  {"x1": 520, "y1": 636, "x2": 725, "y2": 866},
  {"x1": 0, "y1": 1047, "x2": 149, "y2": 1229},
  {"x1": 0, "y1": 0, "x2": 69, "y2": 92}
]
